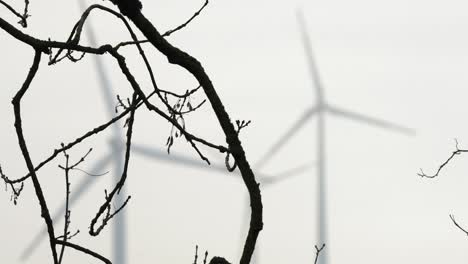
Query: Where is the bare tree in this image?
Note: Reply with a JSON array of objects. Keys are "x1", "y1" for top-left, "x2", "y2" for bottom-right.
[{"x1": 0, "y1": 0, "x2": 263, "y2": 263}]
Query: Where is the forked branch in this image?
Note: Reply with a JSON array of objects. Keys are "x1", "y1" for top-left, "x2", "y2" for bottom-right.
[{"x1": 418, "y1": 139, "x2": 468, "y2": 178}]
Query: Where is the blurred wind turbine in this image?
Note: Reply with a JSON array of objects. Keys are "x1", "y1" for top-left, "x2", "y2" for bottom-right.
[
  {"x1": 21, "y1": 2, "x2": 310, "y2": 264},
  {"x1": 254, "y1": 10, "x2": 414, "y2": 264}
]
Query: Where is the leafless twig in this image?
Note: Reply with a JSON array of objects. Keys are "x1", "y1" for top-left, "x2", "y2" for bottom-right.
[
  {"x1": 57, "y1": 147, "x2": 92, "y2": 263},
  {"x1": 89, "y1": 93, "x2": 137, "y2": 236},
  {"x1": 114, "y1": 0, "x2": 210, "y2": 49},
  {"x1": 418, "y1": 139, "x2": 468, "y2": 178},
  {"x1": 449, "y1": 214, "x2": 468, "y2": 236},
  {"x1": 162, "y1": 0, "x2": 209, "y2": 37},
  {"x1": 0, "y1": 0, "x2": 29, "y2": 27},
  {"x1": 314, "y1": 244, "x2": 326, "y2": 264}
]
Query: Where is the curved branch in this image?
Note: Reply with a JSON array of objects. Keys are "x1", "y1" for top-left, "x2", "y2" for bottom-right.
[
  {"x1": 114, "y1": 5, "x2": 263, "y2": 263},
  {"x1": 55, "y1": 240, "x2": 111, "y2": 264},
  {"x1": 0, "y1": 16, "x2": 109, "y2": 54},
  {"x1": 76, "y1": 4, "x2": 198, "y2": 116},
  {"x1": 89, "y1": 94, "x2": 136, "y2": 236},
  {"x1": 12, "y1": 49, "x2": 59, "y2": 264}
]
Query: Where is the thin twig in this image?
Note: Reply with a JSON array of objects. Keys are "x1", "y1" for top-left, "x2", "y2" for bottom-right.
[
  {"x1": 4, "y1": 91, "x2": 155, "y2": 185},
  {"x1": 162, "y1": 0, "x2": 209, "y2": 37},
  {"x1": 57, "y1": 148, "x2": 90, "y2": 263},
  {"x1": 418, "y1": 139, "x2": 468, "y2": 178},
  {"x1": 57, "y1": 151, "x2": 70, "y2": 264},
  {"x1": 449, "y1": 214, "x2": 468, "y2": 236},
  {"x1": 114, "y1": 0, "x2": 210, "y2": 49},
  {"x1": 0, "y1": 165, "x2": 24, "y2": 204},
  {"x1": 109, "y1": 49, "x2": 227, "y2": 162},
  {"x1": 0, "y1": 0, "x2": 29, "y2": 27},
  {"x1": 89, "y1": 93, "x2": 137, "y2": 236},
  {"x1": 193, "y1": 245, "x2": 199, "y2": 264},
  {"x1": 314, "y1": 244, "x2": 326, "y2": 264}
]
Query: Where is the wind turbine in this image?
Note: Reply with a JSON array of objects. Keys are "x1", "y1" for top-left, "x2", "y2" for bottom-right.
[
  {"x1": 255, "y1": 10, "x2": 414, "y2": 264},
  {"x1": 21, "y1": 2, "x2": 310, "y2": 263}
]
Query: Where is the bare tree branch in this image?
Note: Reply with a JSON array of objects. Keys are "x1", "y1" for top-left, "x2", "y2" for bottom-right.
[
  {"x1": 0, "y1": 0, "x2": 29, "y2": 27},
  {"x1": 12, "y1": 48, "x2": 59, "y2": 264},
  {"x1": 55, "y1": 240, "x2": 111, "y2": 264},
  {"x1": 114, "y1": 0, "x2": 209, "y2": 49},
  {"x1": 418, "y1": 139, "x2": 468, "y2": 178},
  {"x1": 3, "y1": 91, "x2": 155, "y2": 185},
  {"x1": 89, "y1": 93, "x2": 137, "y2": 236},
  {"x1": 108, "y1": 4, "x2": 263, "y2": 263},
  {"x1": 0, "y1": 1, "x2": 261, "y2": 263},
  {"x1": 449, "y1": 214, "x2": 468, "y2": 236},
  {"x1": 162, "y1": 0, "x2": 209, "y2": 37},
  {"x1": 314, "y1": 244, "x2": 325, "y2": 264}
]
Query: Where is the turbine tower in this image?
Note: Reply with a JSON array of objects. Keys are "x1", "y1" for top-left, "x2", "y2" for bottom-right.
[{"x1": 255, "y1": 10, "x2": 414, "y2": 264}]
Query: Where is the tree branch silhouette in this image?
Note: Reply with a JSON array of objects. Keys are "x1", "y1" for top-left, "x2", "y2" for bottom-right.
[
  {"x1": 419, "y1": 140, "x2": 468, "y2": 239},
  {"x1": 418, "y1": 139, "x2": 468, "y2": 178},
  {"x1": 12, "y1": 49, "x2": 60, "y2": 264},
  {"x1": 0, "y1": 1, "x2": 262, "y2": 263},
  {"x1": 314, "y1": 244, "x2": 325, "y2": 264},
  {"x1": 449, "y1": 214, "x2": 468, "y2": 236}
]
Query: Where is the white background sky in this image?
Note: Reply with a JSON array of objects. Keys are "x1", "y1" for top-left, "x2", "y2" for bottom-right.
[{"x1": 2, "y1": 0, "x2": 468, "y2": 263}]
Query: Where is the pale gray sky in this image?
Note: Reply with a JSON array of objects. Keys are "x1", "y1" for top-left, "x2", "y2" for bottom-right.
[{"x1": 1, "y1": 0, "x2": 468, "y2": 263}]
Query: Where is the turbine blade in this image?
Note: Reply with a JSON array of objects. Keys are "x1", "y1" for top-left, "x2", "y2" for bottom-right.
[
  {"x1": 132, "y1": 143, "x2": 241, "y2": 178},
  {"x1": 132, "y1": 143, "x2": 214, "y2": 169},
  {"x1": 20, "y1": 153, "x2": 112, "y2": 261},
  {"x1": 327, "y1": 105, "x2": 415, "y2": 135},
  {"x1": 296, "y1": 9, "x2": 325, "y2": 103},
  {"x1": 254, "y1": 107, "x2": 318, "y2": 170},
  {"x1": 132, "y1": 143, "x2": 282, "y2": 182},
  {"x1": 260, "y1": 162, "x2": 312, "y2": 187}
]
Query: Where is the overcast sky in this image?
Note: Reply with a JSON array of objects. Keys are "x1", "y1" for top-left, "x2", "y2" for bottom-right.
[{"x1": 2, "y1": 0, "x2": 468, "y2": 264}]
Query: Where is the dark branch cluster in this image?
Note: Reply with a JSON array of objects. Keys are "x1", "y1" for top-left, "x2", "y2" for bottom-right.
[
  {"x1": 56, "y1": 147, "x2": 94, "y2": 264},
  {"x1": 0, "y1": 1, "x2": 262, "y2": 264}
]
